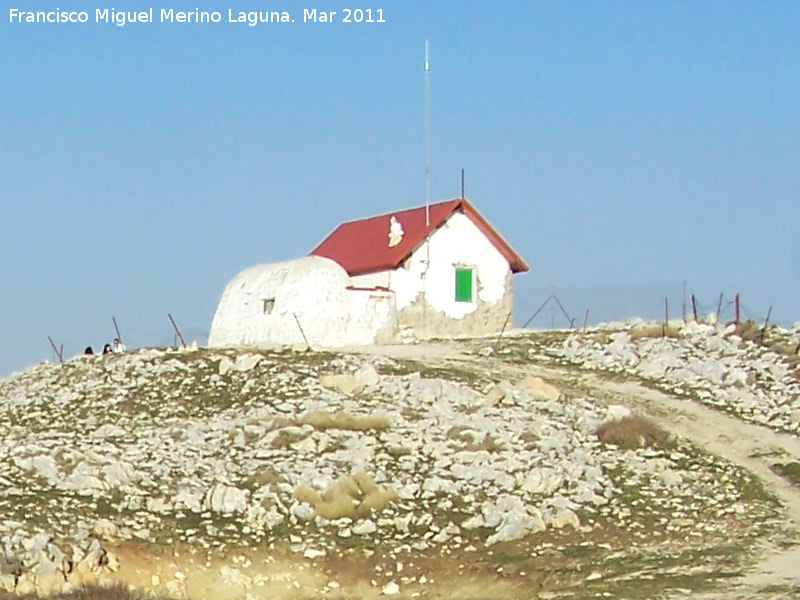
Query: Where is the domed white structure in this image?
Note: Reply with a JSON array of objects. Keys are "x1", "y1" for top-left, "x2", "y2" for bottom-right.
[
  {"x1": 210, "y1": 198, "x2": 528, "y2": 348},
  {"x1": 209, "y1": 256, "x2": 395, "y2": 348}
]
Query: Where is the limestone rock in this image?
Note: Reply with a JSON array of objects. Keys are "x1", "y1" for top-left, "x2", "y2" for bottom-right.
[
  {"x1": 234, "y1": 353, "x2": 263, "y2": 372},
  {"x1": 548, "y1": 508, "x2": 580, "y2": 530},
  {"x1": 204, "y1": 484, "x2": 249, "y2": 514},
  {"x1": 485, "y1": 385, "x2": 507, "y2": 407},
  {"x1": 93, "y1": 519, "x2": 118, "y2": 539},
  {"x1": 352, "y1": 519, "x2": 378, "y2": 535},
  {"x1": 320, "y1": 374, "x2": 363, "y2": 395},
  {"x1": 15, "y1": 572, "x2": 36, "y2": 595},
  {"x1": 0, "y1": 556, "x2": 23, "y2": 578},
  {"x1": 521, "y1": 468, "x2": 564, "y2": 495},
  {"x1": 603, "y1": 405, "x2": 632, "y2": 422},
  {"x1": 382, "y1": 581, "x2": 401, "y2": 595},
  {"x1": 354, "y1": 363, "x2": 381, "y2": 388},
  {"x1": 34, "y1": 560, "x2": 65, "y2": 597},
  {"x1": 2, "y1": 323, "x2": 791, "y2": 593},
  {"x1": 0, "y1": 556, "x2": 23, "y2": 592},
  {"x1": 486, "y1": 509, "x2": 546, "y2": 545},
  {"x1": 520, "y1": 376, "x2": 561, "y2": 401},
  {"x1": 219, "y1": 356, "x2": 235, "y2": 376}
]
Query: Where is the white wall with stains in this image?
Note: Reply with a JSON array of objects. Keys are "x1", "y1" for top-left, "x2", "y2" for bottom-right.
[
  {"x1": 209, "y1": 256, "x2": 395, "y2": 348},
  {"x1": 351, "y1": 211, "x2": 511, "y2": 319}
]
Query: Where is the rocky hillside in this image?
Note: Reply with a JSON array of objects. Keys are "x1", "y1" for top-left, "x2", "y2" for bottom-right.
[
  {"x1": 0, "y1": 322, "x2": 792, "y2": 599},
  {"x1": 508, "y1": 319, "x2": 800, "y2": 435}
]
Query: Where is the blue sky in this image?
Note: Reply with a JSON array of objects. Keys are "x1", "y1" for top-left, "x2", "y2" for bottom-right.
[{"x1": 1, "y1": 1, "x2": 799, "y2": 374}]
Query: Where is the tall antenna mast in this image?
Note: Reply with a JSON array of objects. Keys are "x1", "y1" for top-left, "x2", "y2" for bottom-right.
[{"x1": 424, "y1": 40, "x2": 431, "y2": 227}]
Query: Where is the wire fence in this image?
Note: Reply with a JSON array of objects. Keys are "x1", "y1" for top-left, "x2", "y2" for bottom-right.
[
  {"x1": 513, "y1": 282, "x2": 792, "y2": 331},
  {"x1": 39, "y1": 284, "x2": 789, "y2": 364},
  {"x1": 43, "y1": 315, "x2": 210, "y2": 364}
]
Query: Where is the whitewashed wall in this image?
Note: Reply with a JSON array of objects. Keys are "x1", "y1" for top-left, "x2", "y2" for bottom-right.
[
  {"x1": 209, "y1": 256, "x2": 395, "y2": 348},
  {"x1": 344, "y1": 288, "x2": 397, "y2": 344},
  {"x1": 209, "y1": 256, "x2": 348, "y2": 347},
  {"x1": 210, "y1": 211, "x2": 515, "y2": 348},
  {"x1": 350, "y1": 211, "x2": 510, "y2": 319}
]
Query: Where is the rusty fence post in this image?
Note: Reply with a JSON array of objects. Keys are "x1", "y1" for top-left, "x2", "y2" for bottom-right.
[{"x1": 168, "y1": 313, "x2": 187, "y2": 348}]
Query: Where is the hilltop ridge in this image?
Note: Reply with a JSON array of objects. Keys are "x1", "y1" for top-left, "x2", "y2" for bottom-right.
[{"x1": 1, "y1": 319, "x2": 799, "y2": 598}]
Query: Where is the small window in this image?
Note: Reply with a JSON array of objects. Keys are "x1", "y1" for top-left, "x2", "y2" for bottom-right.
[
  {"x1": 262, "y1": 298, "x2": 275, "y2": 314},
  {"x1": 454, "y1": 267, "x2": 474, "y2": 302}
]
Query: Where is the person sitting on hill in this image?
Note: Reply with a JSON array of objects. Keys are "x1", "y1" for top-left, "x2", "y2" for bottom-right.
[
  {"x1": 84, "y1": 346, "x2": 94, "y2": 356},
  {"x1": 113, "y1": 338, "x2": 126, "y2": 353},
  {"x1": 102, "y1": 343, "x2": 113, "y2": 355}
]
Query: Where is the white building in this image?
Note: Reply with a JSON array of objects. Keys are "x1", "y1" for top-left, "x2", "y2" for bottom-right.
[
  {"x1": 311, "y1": 197, "x2": 528, "y2": 339},
  {"x1": 208, "y1": 256, "x2": 395, "y2": 348},
  {"x1": 208, "y1": 198, "x2": 528, "y2": 349}
]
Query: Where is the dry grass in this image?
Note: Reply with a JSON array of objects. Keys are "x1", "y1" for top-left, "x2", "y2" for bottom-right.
[
  {"x1": 592, "y1": 331, "x2": 610, "y2": 345},
  {"x1": 446, "y1": 426, "x2": 504, "y2": 451},
  {"x1": 769, "y1": 342, "x2": 800, "y2": 369},
  {"x1": 294, "y1": 471, "x2": 398, "y2": 519},
  {"x1": 519, "y1": 429, "x2": 541, "y2": 449},
  {"x1": 629, "y1": 325, "x2": 681, "y2": 341},
  {"x1": 465, "y1": 435, "x2": 506, "y2": 453},
  {"x1": 771, "y1": 462, "x2": 800, "y2": 488},
  {"x1": 299, "y1": 410, "x2": 390, "y2": 431},
  {"x1": 227, "y1": 426, "x2": 261, "y2": 445},
  {"x1": 0, "y1": 584, "x2": 167, "y2": 600},
  {"x1": 733, "y1": 320, "x2": 762, "y2": 344},
  {"x1": 596, "y1": 415, "x2": 671, "y2": 450},
  {"x1": 244, "y1": 466, "x2": 285, "y2": 489},
  {"x1": 733, "y1": 320, "x2": 790, "y2": 349},
  {"x1": 446, "y1": 425, "x2": 474, "y2": 442},
  {"x1": 269, "y1": 428, "x2": 309, "y2": 449},
  {"x1": 731, "y1": 321, "x2": 800, "y2": 371},
  {"x1": 733, "y1": 321, "x2": 766, "y2": 345}
]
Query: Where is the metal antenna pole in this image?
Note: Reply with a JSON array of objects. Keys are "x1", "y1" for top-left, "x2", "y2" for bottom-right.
[
  {"x1": 424, "y1": 40, "x2": 431, "y2": 227},
  {"x1": 421, "y1": 40, "x2": 432, "y2": 338}
]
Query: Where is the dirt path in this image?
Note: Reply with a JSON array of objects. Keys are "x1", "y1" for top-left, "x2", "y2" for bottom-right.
[
  {"x1": 572, "y1": 372, "x2": 800, "y2": 599},
  {"x1": 365, "y1": 343, "x2": 800, "y2": 599}
]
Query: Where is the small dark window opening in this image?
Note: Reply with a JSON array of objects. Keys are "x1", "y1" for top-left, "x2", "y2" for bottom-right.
[{"x1": 262, "y1": 298, "x2": 276, "y2": 314}]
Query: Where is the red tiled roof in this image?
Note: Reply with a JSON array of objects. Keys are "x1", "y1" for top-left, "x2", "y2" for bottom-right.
[{"x1": 310, "y1": 198, "x2": 529, "y2": 276}]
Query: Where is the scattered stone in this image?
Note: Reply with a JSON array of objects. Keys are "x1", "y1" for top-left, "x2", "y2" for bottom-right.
[
  {"x1": 0, "y1": 334, "x2": 787, "y2": 598},
  {"x1": 353, "y1": 520, "x2": 378, "y2": 536},
  {"x1": 382, "y1": 581, "x2": 401, "y2": 595},
  {"x1": 204, "y1": 484, "x2": 249, "y2": 514},
  {"x1": 218, "y1": 356, "x2": 235, "y2": 376},
  {"x1": 320, "y1": 374, "x2": 363, "y2": 395},
  {"x1": 604, "y1": 405, "x2": 632, "y2": 422},
  {"x1": 234, "y1": 353, "x2": 263, "y2": 372},
  {"x1": 354, "y1": 363, "x2": 381, "y2": 388},
  {"x1": 548, "y1": 509, "x2": 580, "y2": 530},
  {"x1": 520, "y1": 376, "x2": 561, "y2": 401},
  {"x1": 485, "y1": 385, "x2": 507, "y2": 407}
]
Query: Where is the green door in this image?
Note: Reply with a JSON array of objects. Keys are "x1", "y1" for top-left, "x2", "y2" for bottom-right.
[{"x1": 455, "y1": 267, "x2": 474, "y2": 302}]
